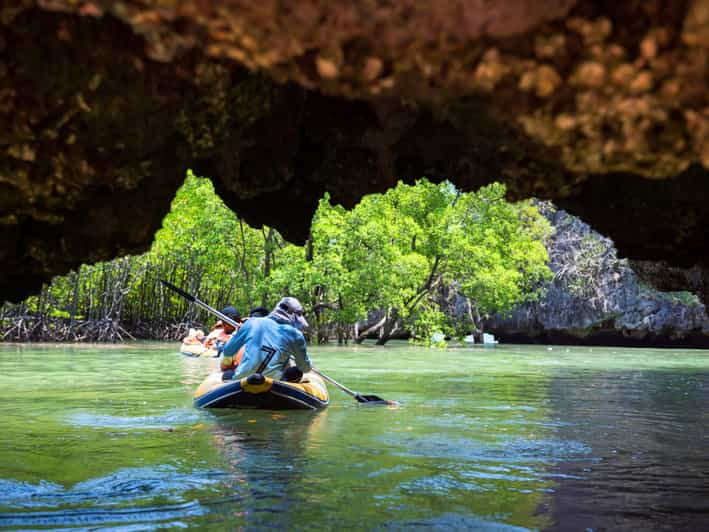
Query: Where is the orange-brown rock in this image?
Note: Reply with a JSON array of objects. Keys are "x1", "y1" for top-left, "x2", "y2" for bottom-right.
[{"x1": 1, "y1": 0, "x2": 708, "y2": 303}]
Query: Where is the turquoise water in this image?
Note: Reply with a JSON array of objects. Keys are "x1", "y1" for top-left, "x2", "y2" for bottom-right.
[{"x1": 0, "y1": 342, "x2": 707, "y2": 530}]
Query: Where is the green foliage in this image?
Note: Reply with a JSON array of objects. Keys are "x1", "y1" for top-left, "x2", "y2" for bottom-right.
[
  {"x1": 8, "y1": 173, "x2": 553, "y2": 344},
  {"x1": 659, "y1": 291, "x2": 701, "y2": 307},
  {"x1": 150, "y1": 170, "x2": 266, "y2": 312},
  {"x1": 271, "y1": 179, "x2": 552, "y2": 344},
  {"x1": 447, "y1": 183, "x2": 553, "y2": 318},
  {"x1": 409, "y1": 307, "x2": 452, "y2": 347},
  {"x1": 565, "y1": 234, "x2": 611, "y2": 299}
]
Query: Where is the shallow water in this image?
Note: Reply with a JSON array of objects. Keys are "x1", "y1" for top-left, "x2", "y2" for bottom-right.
[{"x1": 0, "y1": 342, "x2": 707, "y2": 530}]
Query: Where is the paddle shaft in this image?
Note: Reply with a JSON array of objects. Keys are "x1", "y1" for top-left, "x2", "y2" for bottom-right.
[
  {"x1": 161, "y1": 280, "x2": 240, "y2": 329},
  {"x1": 310, "y1": 366, "x2": 361, "y2": 399}
]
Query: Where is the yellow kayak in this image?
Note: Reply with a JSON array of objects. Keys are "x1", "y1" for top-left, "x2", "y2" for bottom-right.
[
  {"x1": 194, "y1": 371, "x2": 329, "y2": 410},
  {"x1": 179, "y1": 342, "x2": 218, "y2": 358}
]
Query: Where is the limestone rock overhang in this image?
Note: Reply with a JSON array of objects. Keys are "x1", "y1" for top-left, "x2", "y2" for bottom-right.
[{"x1": 1, "y1": 1, "x2": 708, "y2": 303}]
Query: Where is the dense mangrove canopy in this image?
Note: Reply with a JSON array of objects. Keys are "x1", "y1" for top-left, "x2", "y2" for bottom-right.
[{"x1": 1, "y1": 173, "x2": 551, "y2": 344}]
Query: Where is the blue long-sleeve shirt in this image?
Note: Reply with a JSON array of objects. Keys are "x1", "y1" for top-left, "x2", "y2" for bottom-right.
[{"x1": 222, "y1": 317, "x2": 311, "y2": 380}]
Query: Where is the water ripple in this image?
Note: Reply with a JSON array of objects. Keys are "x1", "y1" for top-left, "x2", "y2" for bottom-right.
[
  {"x1": 0, "y1": 500, "x2": 204, "y2": 529},
  {"x1": 383, "y1": 434, "x2": 593, "y2": 464},
  {"x1": 379, "y1": 512, "x2": 532, "y2": 531},
  {"x1": 0, "y1": 466, "x2": 223, "y2": 509},
  {"x1": 68, "y1": 410, "x2": 203, "y2": 429}
]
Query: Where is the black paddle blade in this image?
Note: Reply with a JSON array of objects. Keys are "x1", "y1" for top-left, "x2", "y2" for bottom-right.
[
  {"x1": 355, "y1": 393, "x2": 399, "y2": 406},
  {"x1": 160, "y1": 280, "x2": 195, "y2": 302}
]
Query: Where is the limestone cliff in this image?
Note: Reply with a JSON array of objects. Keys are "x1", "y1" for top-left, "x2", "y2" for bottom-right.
[{"x1": 483, "y1": 204, "x2": 709, "y2": 346}]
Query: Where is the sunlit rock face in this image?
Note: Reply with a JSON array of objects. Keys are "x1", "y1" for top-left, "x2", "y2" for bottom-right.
[
  {"x1": 1, "y1": 1, "x2": 708, "y2": 303},
  {"x1": 482, "y1": 204, "x2": 709, "y2": 347}
]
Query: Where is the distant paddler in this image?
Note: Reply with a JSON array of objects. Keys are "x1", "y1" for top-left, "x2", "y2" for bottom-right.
[
  {"x1": 204, "y1": 305, "x2": 242, "y2": 349},
  {"x1": 180, "y1": 305, "x2": 242, "y2": 357}
]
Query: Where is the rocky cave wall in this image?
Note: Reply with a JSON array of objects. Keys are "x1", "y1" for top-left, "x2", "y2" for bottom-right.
[{"x1": 1, "y1": 0, "x2": 709, "y2": 303}]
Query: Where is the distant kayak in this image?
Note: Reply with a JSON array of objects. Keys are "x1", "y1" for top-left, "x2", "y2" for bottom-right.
[
  {"x1": 179, "y1": 343, "x2": 218, "y2": 358},
  {"x1": 194, "y1": 371, "x2": 329, "y2": 410}
]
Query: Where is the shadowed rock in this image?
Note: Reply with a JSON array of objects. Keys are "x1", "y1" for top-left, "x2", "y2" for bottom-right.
[{"x1": 1, "y1": 1, "x2": 708, "y2": 302}]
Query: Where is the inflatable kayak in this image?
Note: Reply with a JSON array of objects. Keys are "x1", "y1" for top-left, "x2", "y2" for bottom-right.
[
  {"x1": 180, "y1": 342, "x2": 218, "y2": 358},
  {"x1": 194, "y1": 371, "x2": 329, "y2": 410}
]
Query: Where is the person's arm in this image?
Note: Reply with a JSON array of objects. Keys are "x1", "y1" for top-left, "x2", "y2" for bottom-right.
[
  {"x1": 290, "y1": 332, "x2": 312, "y2": 373},
  {"x1": 221, "y1": 345, "x2": 245, "y2": 372},
  {"x1": 221, "y1": 321, "x2": 251, "y2": 371},
  {"x1": 222, "y1": 321, "x2": 249, "y2": 356}
]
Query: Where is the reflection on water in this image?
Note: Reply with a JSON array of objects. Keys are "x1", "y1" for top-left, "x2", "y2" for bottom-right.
[
  {"x1": 198, "y1": 410, "x2": 328, "y2": 529},
  {"x1": 0, "y1": 342, "x2": 707, "y2": 530},
  {"x1": 544, "y1": 370, "x2": 709, "y2": 531},
  {"x1": 181, "y1": 354, "x2": 220, "y2": 386}
]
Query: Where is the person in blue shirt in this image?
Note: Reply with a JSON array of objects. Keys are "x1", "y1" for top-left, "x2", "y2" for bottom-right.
[{"x1": 221, "y1": 296, "x2": 312, "y2": 382}]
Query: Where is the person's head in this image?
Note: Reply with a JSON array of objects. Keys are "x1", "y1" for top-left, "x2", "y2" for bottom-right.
[
  {"x1": 220, "y1": 306, "x2": 241, "y2": 333},
  {"x1": 249, "y1": 306, "x2": 269, "y2": 318},
  {"x1": 269, "y1": 296, "x2": 308, "y2": 330},
  {"x1": 187, "y1": 328, "x2": 204, "y2": 340}
]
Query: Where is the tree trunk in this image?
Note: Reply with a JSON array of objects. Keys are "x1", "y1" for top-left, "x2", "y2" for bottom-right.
[
  {"x1": 262, "y1": 227, "x2": 276, "y2": 307},
  {"x1": 375, "y1": 308, "x2": 399, "y2": 345},
  {"x1": 354, "y1": 314, "x2": 386, "y2": 344},
  {"x1": 70, "y1": 269, "x2": 80, "y2": 325}
]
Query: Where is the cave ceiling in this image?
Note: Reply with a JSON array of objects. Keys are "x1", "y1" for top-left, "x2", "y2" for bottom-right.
[{"x1": 1, "y1": 0, "x2": 709, "y2": 303}]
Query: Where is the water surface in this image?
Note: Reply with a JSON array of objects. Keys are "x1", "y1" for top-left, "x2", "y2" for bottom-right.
[{"x1": 0, "y1": 342, "x2": 707, "y2": 530}]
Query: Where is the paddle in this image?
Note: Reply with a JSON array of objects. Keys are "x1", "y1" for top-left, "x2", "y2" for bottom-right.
[
  {"x1": 161, "y1": 280, "x2": 239, "y2": 329},
  {"x1": 310, "y1": 367, "x2": 397, "y2": 406},
  {"x1": 161, "y1": 279, "x2": 397, "y2": 406}
]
